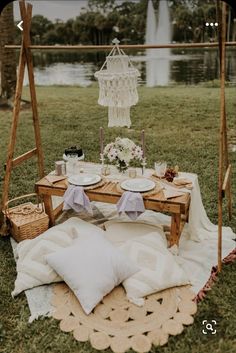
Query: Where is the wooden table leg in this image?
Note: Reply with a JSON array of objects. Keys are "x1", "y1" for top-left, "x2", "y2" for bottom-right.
[
  {"x1": 170, "y1": 213, "x2": 181, "y2": 247},
  {"x1": 43, "y1": 194, "x2": 55, "y2": 226}
]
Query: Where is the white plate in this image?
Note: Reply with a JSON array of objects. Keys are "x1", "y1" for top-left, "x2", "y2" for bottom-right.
[
  {"x1": 68, "y1": 174, "x2": 101, "y2": 186},
  {"x1": 120, "y1": 178, "x2": 156, "y2": 192}
]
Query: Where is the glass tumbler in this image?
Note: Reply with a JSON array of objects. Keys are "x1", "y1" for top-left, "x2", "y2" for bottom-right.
[{"x1": 154, "y1": 161, "x2": 167, "y2": 178}]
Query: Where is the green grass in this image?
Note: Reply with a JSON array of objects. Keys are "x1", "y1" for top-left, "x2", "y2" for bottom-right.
[{"x1": 0, "y1": 85, "x2": 235, "y2": 353}]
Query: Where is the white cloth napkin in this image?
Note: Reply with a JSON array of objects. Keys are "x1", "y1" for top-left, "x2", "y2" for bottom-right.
[
  {"x1": 63, "y1": 185, "x2": 92, "y2": 214},
  {"x1": 116, "y1": 191, "x2": 145, "y2": 220}
]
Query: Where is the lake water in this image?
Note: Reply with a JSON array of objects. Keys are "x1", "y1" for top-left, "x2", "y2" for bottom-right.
[{"x1": 23, "y1": 48, "x2": 236, "y2": 86}]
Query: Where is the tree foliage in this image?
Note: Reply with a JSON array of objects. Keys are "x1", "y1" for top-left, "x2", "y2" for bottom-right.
[
  {"x1": 12, "y1": 0, "x2": 235, "y2": 45},
  {"x1": 0, "y1": 2, "x2": 16, "y2": 102}
]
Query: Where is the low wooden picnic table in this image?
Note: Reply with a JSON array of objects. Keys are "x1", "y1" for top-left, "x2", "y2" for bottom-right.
[{"x1": 35, "y1": 163, "x2": 190, "y2": 246}]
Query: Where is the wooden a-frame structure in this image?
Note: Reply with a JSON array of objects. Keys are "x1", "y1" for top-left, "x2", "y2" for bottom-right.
[
  {"x1": 1, "y1": 0, "x2": 45, "y2": 209},
  {"x1": 0, "y1": 0, "x2": 234, "y2": 271}
]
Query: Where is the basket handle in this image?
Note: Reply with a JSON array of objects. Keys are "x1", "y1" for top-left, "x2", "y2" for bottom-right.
[{"x1": 5, "y1": 193, "x2": 45, "y2": 217}]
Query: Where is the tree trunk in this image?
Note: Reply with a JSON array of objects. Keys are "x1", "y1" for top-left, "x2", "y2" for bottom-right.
[{"x1": 0, "y1": 2, "x2": 16, "y2": 103}]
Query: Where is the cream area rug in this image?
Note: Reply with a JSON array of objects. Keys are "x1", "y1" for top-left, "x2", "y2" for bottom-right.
[
  {"x1": 18, "y1": 199, "x2": 235, "y2": 323},
  {"x1": 52, "y1": 283, "x2": 197, "y2": 353}
]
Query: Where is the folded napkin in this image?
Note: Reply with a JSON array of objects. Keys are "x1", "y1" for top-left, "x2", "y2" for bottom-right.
[
  {"x1": 173, "y1": 178, "x2": 193, "y2": 189},
  {"x1": 63, "y1": 185, "x2": 92, "y2": 214},
  {"x1": 117, "y1": 191, "x2": 145, "y2": 220},
  {"x1": 163, "y1": 189, "x2": 185, "y2": 199},
  {"x1": 45, "y1": 175, "x2": 67, "y2": 184}
]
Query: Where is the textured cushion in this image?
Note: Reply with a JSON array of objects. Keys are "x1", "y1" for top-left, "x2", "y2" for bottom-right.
[
  {"x1": 12, "y1": 218, "x2": 105, "y2": 296},
  {"x1": 120, "y1": 232, "x2": 190, "y2": 305},
  {"x1": 46, "y1": 229, "x2": 139, "y2": 315},
  {"x1": 104, "y1": 220, "x2": 166, "y2": 245}
]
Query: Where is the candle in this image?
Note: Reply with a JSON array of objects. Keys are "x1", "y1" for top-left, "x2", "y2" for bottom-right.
[
  {"x1": 141, "y1": 129, "x2": 145, "y2": 158},
  {"x1": 100, "y1": 127, "x2": 104, "y2": 154}
]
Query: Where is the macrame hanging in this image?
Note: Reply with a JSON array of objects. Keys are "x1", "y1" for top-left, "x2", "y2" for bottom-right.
[{"x1": 94, "y1": 39, "x2": 140, "y2": 128}]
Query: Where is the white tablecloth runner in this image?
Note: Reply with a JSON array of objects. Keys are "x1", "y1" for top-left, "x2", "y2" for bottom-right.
[{"x1": 70, "y1": 162, "x2": 235, "y2": 243}]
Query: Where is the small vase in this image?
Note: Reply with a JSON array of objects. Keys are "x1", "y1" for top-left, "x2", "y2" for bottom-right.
[{"x1": 117, "y1": 160, "x2": 128, "y2": 174}]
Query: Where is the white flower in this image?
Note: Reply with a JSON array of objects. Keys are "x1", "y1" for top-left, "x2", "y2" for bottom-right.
[
  {"x1": 103, "y1": 137, "x2": 143, "y2": 166},
  {"x1": 107, "y1": 148, "x2": 118, "y2": 162}
]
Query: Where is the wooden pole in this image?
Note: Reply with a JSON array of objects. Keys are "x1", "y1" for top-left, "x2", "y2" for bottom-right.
[
  {"x1": 1, "y1": 1, "x2": 45, "y2": 234},
  {"x1": 1, "y1": 37, "x2": 26, "y2": 208},
  {"x1": 218, "y1": 1, "x2": 227, "y2": 272},
  {"x1": 19, "y1": 2, "x2": 45, "y2": 179},
  {"x1": 4, "y1": 42, "x2": 236, "y2": 51}
]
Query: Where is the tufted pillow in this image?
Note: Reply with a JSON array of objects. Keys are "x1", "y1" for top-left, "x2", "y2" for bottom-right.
[
  {"x1": 120, "y1": 232, "x2": 190, "y2": 306},
  {"x1": 12, "y1": 217, "x2": 105, "y2": 297},
  {"x1": 46, "y1": 229, "x2": 139, "y2": 314}
]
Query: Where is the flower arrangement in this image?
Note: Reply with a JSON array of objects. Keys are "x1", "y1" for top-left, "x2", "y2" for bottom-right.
[{"x1": 103, "y1": 137, "x2": 143, "y2": 173}]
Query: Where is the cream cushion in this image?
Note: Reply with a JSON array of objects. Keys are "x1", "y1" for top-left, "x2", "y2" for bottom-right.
[
  {"x1": 104, "y1": 220, "x2": 166, "y2": 245},
  {"x1": 46, "y1": 229, "x2": 139, "y2": 314},
  {"x1": 12, "y1": 218, "x2": 105, "y2": 296},
  {"x1": 120, "y1": 232, "x2": 190, "y2": 305}
]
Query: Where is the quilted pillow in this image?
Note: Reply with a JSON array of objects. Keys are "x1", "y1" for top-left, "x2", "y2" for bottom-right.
[
  {"x1": 12, "y1": 217, "x2": 105, "y2": 296},
  {"x1": 46, "y1": 229, "x2": 139, "y2": 314},
  {"x1": 120, "y1": 232, "x2": 190, "y2": 306}
]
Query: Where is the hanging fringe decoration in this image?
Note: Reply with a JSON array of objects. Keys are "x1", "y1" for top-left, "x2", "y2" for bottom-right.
[{"x1": 94, "y1": 38, "x2": 140, "y2": 128}]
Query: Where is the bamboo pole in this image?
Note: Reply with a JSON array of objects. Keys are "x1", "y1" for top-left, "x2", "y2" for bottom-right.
[
  {"x1": 0, "y1": 1, "x2": 45, "y2": 233},
  {"x1": 218, "y1": 1, "x2": 227, "y2": 273},
  {"x1": 4, "y1": 42, "x2": 236, "y2": 50},
  {"x1": 1, "y1": 36, "x2": 26, "y2": 208},
  {"x1": 19, "y1": 2, "x2": 45, "y2": 179}
]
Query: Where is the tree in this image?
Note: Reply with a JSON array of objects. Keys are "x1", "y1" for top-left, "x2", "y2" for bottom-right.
[
  {"x1": 88, "y1": 0, "x2": 116, "y2": 14},
  {"x1": 30, "y1": 15, "x2": 54, "y2": 44},
  {"x1": 0, "y1": 2, "x2": 16, "y2": 105}
]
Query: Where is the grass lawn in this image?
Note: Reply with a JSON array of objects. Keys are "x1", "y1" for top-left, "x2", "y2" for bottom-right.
[{"x1": 0, "y1": 85, "x2": 235, "y2": 353}]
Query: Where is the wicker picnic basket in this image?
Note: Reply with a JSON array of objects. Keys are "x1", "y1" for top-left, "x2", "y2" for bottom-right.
[{"x1": 4, "y1": 193, "x2": 49, "y2": 242}]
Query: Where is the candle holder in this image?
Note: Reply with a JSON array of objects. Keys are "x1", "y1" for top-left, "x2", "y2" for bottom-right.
[
  {"x1": 141, "y1": 157, "x2": 147, "y2": 175},
  {"x1": 100, "y1": 153, "x2": 105, "y2": 166}
]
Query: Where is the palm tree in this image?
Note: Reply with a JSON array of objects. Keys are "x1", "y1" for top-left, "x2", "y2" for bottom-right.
[{"x1": 0, "y1": 2, "x2": 16, "y2": 106}]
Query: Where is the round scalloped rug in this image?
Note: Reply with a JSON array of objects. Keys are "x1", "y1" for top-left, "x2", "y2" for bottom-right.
[{"x1": 51, "y1": 283, "x2": 197, "y2": 353}]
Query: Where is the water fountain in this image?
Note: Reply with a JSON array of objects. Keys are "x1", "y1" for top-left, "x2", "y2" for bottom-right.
[{"x1": 146, "y1": 0, "x2": 172, "y2": 87}]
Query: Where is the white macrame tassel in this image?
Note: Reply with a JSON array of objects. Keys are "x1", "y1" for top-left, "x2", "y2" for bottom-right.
[{"x1": 108, "y1": 107, "x2": 131, "y2": 128}]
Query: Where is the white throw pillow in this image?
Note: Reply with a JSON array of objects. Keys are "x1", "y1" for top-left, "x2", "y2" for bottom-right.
[
  {"x1": 120, "y1": 232, "x2": 190, "y2": 305},
  {"x1": 46, "y1": 230, "x2": 139, "y2": 315},
  {"x1": 12, "y1": 218, "x2": 105, "y2": 296},
  {"x1": 104, "y1": 220, "x2": 166, "y2": 246}
]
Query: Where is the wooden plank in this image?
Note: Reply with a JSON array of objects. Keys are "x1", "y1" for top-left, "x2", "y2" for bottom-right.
[
  {"x1": 53, "y1": 202, "x2": 64, "y2": 219},
  {"x1": 12, "y1": 148, "x2": 37, "y2": 167},
  {"x1": 170, "y1": 214, "x2": 181, "y2": 246},
  {"x1": 4, "y1": 41, "x2": 236, "y2": 50},
  {"x1": 144, "y1": 199, "x2": 181, "y2": 213},
  {"x1": 43, "y1": 195, "x2": 55, "y2": 226},
  {"x1": 36, "y1": 186, "x2": 66, "y2": 197}
]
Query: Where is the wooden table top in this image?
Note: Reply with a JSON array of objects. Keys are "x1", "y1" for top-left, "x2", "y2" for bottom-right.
[{"x1": 35, "y1": 172, "x2": 191, "y2": 215}]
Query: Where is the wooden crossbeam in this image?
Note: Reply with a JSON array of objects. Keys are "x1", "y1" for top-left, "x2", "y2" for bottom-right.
[
  {"x1": 4, "y1": 41, "x2": 236, "y2": 50},
  {"x1": 12, "y1": 148, "x2": 38, "y2": 168}
]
